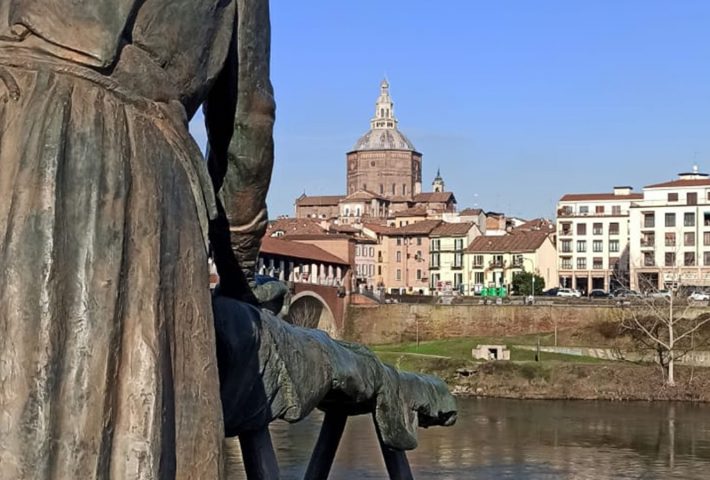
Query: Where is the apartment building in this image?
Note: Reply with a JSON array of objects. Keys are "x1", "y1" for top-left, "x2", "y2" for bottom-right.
[
  {"x1": 556, "y1": 187, "x2": 642, "y2": 293},
  {"x1": 429, "y1": 222, "x2": 480, "y2": 294},
  {"x1": 464, "y1": 230, "x2": 557, "y2": 294},
  {"x1": 381, "y1": 220, "x2": 441, "y2": 295},
  {"x1": 629, "y1": 169, "x2": 710, "y2": 291}
]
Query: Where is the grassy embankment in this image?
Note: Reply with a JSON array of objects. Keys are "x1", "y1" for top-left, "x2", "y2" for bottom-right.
[{"x1": 371, "y1": 331, "x2": 710, "y2": 402}]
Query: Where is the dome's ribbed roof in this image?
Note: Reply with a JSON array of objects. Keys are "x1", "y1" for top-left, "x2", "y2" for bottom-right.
[{"x1": 353, "y1": 128, "x2": 415, "y2": 151}]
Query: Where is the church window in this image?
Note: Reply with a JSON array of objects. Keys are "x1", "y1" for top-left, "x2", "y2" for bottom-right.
[{"x1": 392, "y1": 184, "x2": 395, "y2": 194}]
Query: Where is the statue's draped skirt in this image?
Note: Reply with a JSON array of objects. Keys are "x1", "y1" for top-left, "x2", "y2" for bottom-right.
[{"x1": 0, "y1": 62, "x2": 224, "y2": 479}]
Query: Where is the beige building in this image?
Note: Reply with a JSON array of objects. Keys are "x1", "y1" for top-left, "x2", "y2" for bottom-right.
[
  {"x1": 556, "y1": 187, "x2": 642, "y2": 293},
  {"x1": 465, "y1": 231, "x2": 558, "y2": 295},
  {"x1": 429, "y1": 222, "x2": 480, "y2": 294},
  {"x1": 629, "y1": 169, "x2": 710, "y2": 291}
]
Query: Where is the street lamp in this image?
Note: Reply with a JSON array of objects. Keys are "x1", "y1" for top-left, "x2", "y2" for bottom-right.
[{"x1": 522, "y1": 257, "x2": 536, "y2": 304}]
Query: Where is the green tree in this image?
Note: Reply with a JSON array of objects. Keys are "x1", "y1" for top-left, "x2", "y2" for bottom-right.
[{"x1": 512, "y1": 271, "x2": 545, "y2": 296}]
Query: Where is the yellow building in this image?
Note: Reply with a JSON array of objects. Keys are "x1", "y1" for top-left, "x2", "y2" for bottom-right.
[
  {"x1": 464, "y1": 231, "x2": 558, "y2": 294},
  {"x1": 429, "y1": 222, "x2": 481, "y2": 294}
]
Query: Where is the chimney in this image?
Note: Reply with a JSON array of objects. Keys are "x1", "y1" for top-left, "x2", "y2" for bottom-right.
[{"x1": 613, "y1": 186, "x2": 633, "y2": 196}]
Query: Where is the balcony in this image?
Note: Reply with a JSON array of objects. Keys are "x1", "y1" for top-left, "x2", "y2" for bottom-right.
[
  {"x1": 489, "y1": 259, "x2": 507, "y2": 269},
  {"x1": 559, "y1": 229, "x2": 573, "y2": 237}
]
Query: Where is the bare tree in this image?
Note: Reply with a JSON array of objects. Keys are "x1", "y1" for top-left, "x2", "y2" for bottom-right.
[{"x1": 618, "y1": 260, "x2": 710, "y2": 386}]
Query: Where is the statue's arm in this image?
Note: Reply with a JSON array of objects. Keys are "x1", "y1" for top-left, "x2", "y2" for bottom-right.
[{"x1": 203, "y1": 29, "x2": 257, "y2": 304}]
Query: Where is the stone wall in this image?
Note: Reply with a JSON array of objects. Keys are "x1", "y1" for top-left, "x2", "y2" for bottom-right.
[{"x1": 344, "y1": 304, "x2": 620, "y2": 345}]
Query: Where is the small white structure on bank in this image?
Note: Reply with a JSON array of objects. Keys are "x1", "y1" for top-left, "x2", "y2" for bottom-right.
[{"x1": 472, "y1": 344, "x2": 510, "y2": 361}]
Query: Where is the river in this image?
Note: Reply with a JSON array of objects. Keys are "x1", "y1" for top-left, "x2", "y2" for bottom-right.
[{"x1": 230, "y1": 398, "x2": 710, "y2": 479}]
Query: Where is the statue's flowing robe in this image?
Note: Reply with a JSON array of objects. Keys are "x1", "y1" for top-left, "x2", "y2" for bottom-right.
[{"x1": 0, "y1": 1, "x2": 255, "y2": 478}]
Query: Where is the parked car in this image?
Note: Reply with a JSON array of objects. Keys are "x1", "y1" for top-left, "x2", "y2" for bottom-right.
[
  {"x1": 613, "y1": 289, "x2": 642, "y2": 298},
  {"x1": 557, "y1": 288, "x2": 581, "y2": 298},
  {"x1": 588, "y1": 289, "x2": 611, "y2": 299},
  {"x1": 542, "y1": 287, "x2": 559, "y2": 296},
  {"x1": 646, "y1": 290, "x2": 672, "y2": 299},
  {"x1": 688, "y1": 291, "x2": 710, "y2": 302}
]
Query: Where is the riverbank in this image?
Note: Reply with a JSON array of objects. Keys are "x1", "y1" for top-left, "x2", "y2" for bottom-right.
[{"x1": 373, "y1": 336, "x2": 710, "y2": 402}]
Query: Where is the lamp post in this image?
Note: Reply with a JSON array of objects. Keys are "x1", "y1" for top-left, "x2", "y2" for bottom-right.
[{"x1": 522, "y1": 257, "x2": 536, "y2": 304}]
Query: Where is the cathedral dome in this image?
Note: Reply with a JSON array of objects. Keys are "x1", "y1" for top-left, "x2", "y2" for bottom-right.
[
  {"x1": 353, "y1": 128, "x2": 415, "y2": 151},
  {"x1": 352, "y1": 79, "x2": 416, "y2": 152}
]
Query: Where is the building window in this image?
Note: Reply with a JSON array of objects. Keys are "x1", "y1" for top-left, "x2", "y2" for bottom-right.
[
  {"x1": 560, "y1": 239, "x2": 572, "y2": 253},
  {"x1": 416, "y1": 269, "x2": 422, "y2": 280},
  {"x1": 431, "y1": 239, "x2": 440, "y2": 251},
  {"x1": 665, "y1": 252, "x2": 676, "y2": 267},
  {"x1": 472, "y1": 255, "x2": 484, "y2": 267},
  {"x1": 612, "y1": 205, "x2": 621, "y2": 215},
  {"x1": 665, "y1": 232, "x2": 676, "y2": 247},
  {"x1": 688, "y1": 192, "x2": 698, "y2": 205},
  {"x1": 577, "y1": 240, "x2": 587, "y2": 252},
  {"x1": 593, "y1": 257, "x2": 603, "y2": 269},
  {"x1": 665, "y1": 213, "x2": 676, "y2": 227},
  {"x1": 643, "y1": 213, "x2": 655, "y2": 228},
  {"x1": 641, "y1": 232, "x2": 655, "y2": 247},
  {"x1": 577, "y1": 223, "x2": 587, "y2": 235},
  {"x1": 593, "y1": 223, "x2": 603, "y2": 235},
  {"x1": 704, "y1": 232, "x2": 710, "y2": 246},
  {"x1": 379, "y1": 184, "x2": 384, "y2": 194},
  {"x1": 668, "y1": 192, "x2": 678, "y2": 202},
  {"x1": 391, "y1": 184, "x2": 396, "y2": 194},
  {"x1": 454, "y1": 273, "x2": 463, "y2": 289},
  {"x1": 474, "y1": 272, "x2": 484, "y2": 284},
  {"x1": 593, "y1": 240, "x2": 603, "y2": 252},
  {"x1": 561, "y1": 258, "x2": 572, "y2": 269},
  {"x1": 609, "y1": 222, "x2": 620, "y2": 235},
  {"x1": 454, "y1": 252, "x2": 464, "y2": 268},
  {"x1": 396, "y1": 251, "x2": 401, "y2": 262},
  {"x1": 363, "y1": 184, "x2": 367, "y2": 191},
  {"x1": 684, "y1": 212, "x2": 695, "y2": 227},
  {"x1": 704, "y1": 252, "x2": 710, "y2": 266},
  {"x1": 595, "y1": 205, "x2": 605, "y2": 214},
  {"x1": 370, "y1": 247, "x2": 375, "y2": 256},
  {"x1": 454, "y1": 238, "x2": 464, "y2": 250},
  {"x1": 430, "y1": 253, "x2": 440, "y2": 268},
  {"x1": 396, "y1": 269, "x2": 401, "y2": 281},
  {"x1": 417, "y1": 237, "x2": 422, "y2": 246},
  {"x1": 402, "y1": 184, "x2": 407, "y2": 195},
  {"x1": 685, "y1": 252, "x2": 696, "y2": 266},
  {"x1": 576, "y1": 258, "x2": 587, "y2": 269},
  {"x1": 609, "y1": 240, "x2": 619, "y2": 252},
  {"x1": 580, "y1": 206, "x2": 589, "y2": 214},
  {"x1": 378, "y1": 265, "x2": 382, "y2": 275},
  {"x1": 643, "y1": 252, "x2": 655, "y2": 267},
  {"x1": 416, "y1": 250, "x2": 422, "y2": 260},
  {"x1": 685, "y1": 232, "x2": 696, "y2": 246}
]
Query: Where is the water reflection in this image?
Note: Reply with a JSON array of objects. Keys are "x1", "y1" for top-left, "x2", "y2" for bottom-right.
[{"x1": 230, "y1": 398, "x2": 710, "y2": 479}]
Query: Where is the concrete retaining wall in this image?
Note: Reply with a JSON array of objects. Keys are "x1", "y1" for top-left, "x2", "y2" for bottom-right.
[{"x1": 344, "y1": 304, "x2": 619, "y2": 345}]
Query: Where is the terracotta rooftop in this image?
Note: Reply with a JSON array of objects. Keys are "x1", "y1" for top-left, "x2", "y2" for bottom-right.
[
  {"x1": 459, "y1": 208, "x2": 483, "y2": 216},
  {"x1": 431, "y1": 222, "x2": 476, "y2": 237},
  {"x1": 328, "y1": 224, "x2": 360, "y2": 234},
  {"x1": 644, "y1": 178, "x2": 710, "y2": 189},
  {"x1": 514, "y1": 218, "x2": 556, "y2": 232},
  {"x1": 295, "y1": 195, "x2": 345, "y2": 206},
  {"x1": 386, "y1": 219, "x2": 442, "y2": 236},
  {"x1": 392, "y1": 207, "x2": 428, "y2": 218},
  {"x1": 362, "y1": 223, "x2": 397, "y2": 235},
  {"x1": 465, "y1": 231, "x2": 550, "y2": 254},
  {"x1": 413, "y1": 192, "x2": 455, "y2": 203},
  {"x1": 266, "y1": 218, "x2": 326, "y2": 236},
  {"x1": 559, "y1": 193, "x2": 643, "y2": 201},
  {"x1": 260, "y1": 237, "x2": 349, "y2": 265}
]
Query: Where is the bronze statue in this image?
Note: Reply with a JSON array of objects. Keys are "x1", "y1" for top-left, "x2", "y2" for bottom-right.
[
  {"x1": 0, "y1": 1, "x2": 272, "y2": 478},
  {"x1": 0, "y1": 1, "x2": 456, "y2": 478}
]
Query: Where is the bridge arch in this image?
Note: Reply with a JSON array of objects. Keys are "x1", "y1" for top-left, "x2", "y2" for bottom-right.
[{"x1": 287, "y1": 291, "x2": 337, "y2": 338}]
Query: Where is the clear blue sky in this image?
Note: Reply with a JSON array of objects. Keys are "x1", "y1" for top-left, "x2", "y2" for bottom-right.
[{"x1": 190, "y1": 0, "x2": 710, "y2": 219}]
